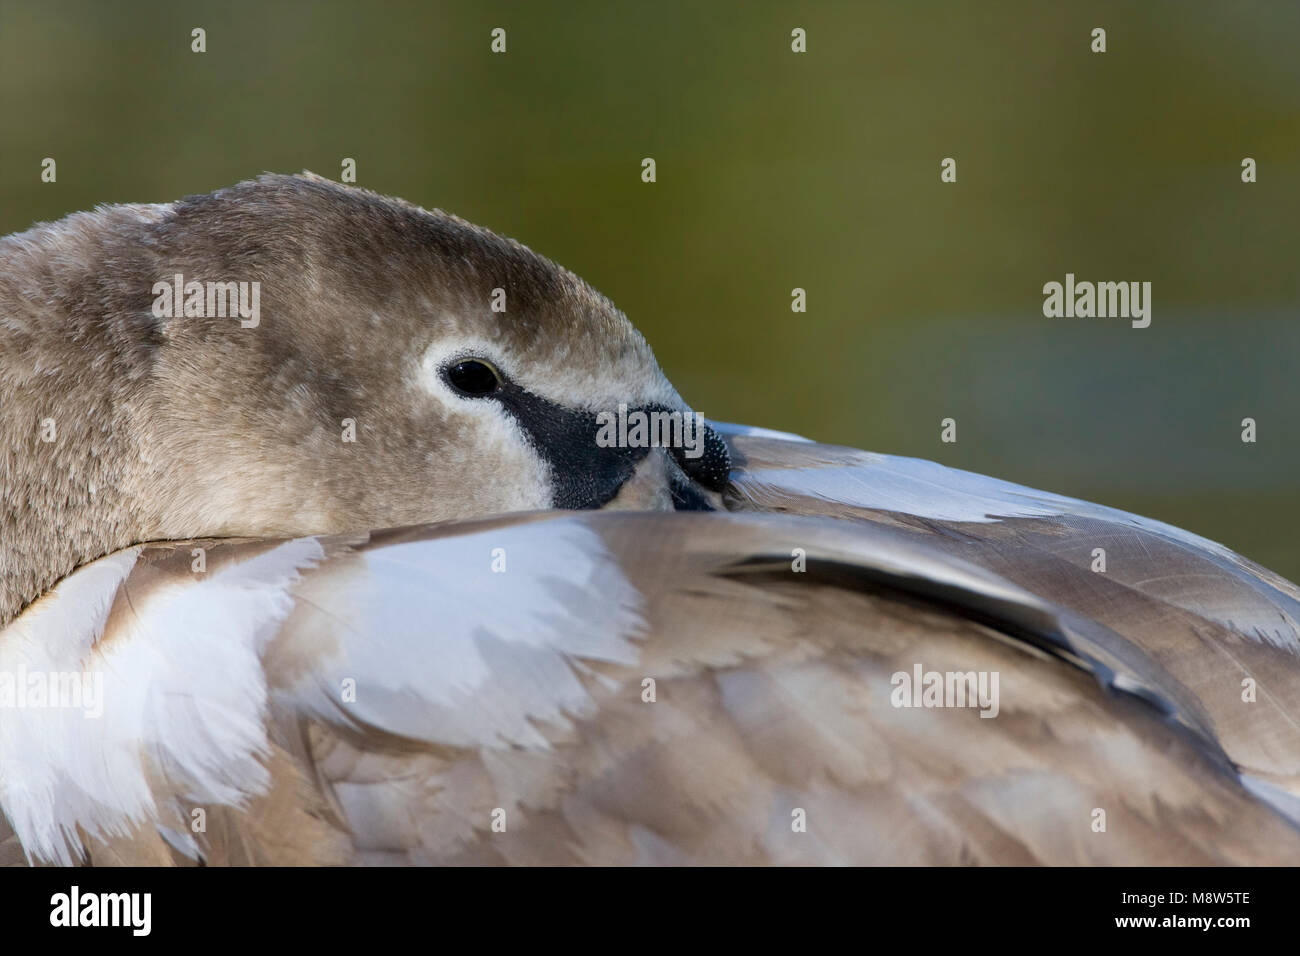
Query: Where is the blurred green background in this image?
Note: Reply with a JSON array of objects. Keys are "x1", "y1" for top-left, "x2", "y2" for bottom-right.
[{"x1": 2, "y1": 1, "x2": 1298, "y2": 575}]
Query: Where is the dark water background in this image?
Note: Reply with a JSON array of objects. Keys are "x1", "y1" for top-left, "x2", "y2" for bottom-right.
[{"x1": 2, "y1": 1, "x2": 1297, "y2": 576}]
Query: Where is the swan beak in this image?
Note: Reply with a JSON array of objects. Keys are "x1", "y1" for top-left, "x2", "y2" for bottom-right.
[{"x1": 597, "y1": 416, "x2": 731, "y2": 513}]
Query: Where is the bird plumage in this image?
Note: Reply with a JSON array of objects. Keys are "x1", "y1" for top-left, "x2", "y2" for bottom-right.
[
  {"x1": 2, "y1": 177, "x2": 1298, "y2": 865},
  {"x1": 2, "y1": 428, "x2": 1299, "y2": 864}
]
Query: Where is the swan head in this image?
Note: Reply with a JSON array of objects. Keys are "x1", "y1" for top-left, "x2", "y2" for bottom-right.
[{"x1": 0, "y1": 173, "x2": 730, "y2": 623}]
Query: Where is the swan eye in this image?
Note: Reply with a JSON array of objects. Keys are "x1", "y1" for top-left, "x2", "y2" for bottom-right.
[{"x1": 444, "y1": 359, "x2": 501, "y2": 398}]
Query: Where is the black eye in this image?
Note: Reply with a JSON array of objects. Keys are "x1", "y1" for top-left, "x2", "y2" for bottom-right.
[{"x1": 444, "y1": 359, "x2": 501, "y2": 398}]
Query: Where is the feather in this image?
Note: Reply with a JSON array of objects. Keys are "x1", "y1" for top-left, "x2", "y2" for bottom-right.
[{"x1": 4, "y1": 430, "x2": 1300, "y2": 864}]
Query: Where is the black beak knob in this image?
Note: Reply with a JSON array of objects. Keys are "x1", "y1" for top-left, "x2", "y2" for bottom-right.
[{"x1": 670, "y1": 420, "x2": 731, "y2": 491}]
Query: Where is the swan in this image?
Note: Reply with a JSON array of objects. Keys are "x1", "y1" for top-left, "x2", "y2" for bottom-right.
[{"x1": 3, "y1": 174, "x2": 1297, "y2": 865}]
